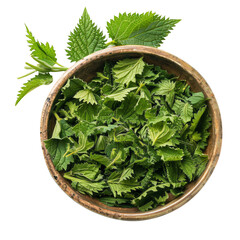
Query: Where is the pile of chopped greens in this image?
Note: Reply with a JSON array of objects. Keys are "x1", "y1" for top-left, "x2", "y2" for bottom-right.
[{"x1": 44, "y1": 57, "x2": 211, "y2": 211}]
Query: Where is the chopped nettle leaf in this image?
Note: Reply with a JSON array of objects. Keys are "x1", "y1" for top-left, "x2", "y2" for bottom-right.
[
  {"x1": 44, "y1": 58, "x2": 211, "y2": 211},
  {"x1": 112, "y1": 58, "x2": 145, "y2": 86}
]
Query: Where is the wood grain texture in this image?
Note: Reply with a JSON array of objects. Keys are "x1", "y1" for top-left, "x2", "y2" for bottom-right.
[{"x1": 40, "y1": 45, "x2": 222, "y2": 220}]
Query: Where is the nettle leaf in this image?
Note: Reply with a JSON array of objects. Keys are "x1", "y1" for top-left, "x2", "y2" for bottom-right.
[
  {"x1": 165, "y1": 162, "x2": 180, "y2": 185},
  {"x1": 90, "y1": 154, "x2": 112, "y2": 167},
  {"x1": 194, "y1": 155, "x2": 208, "y2": 177},
  {"x1": 134, "y1": 97, "x2": 152, "y2": 115},
  {"x1": 189, "y1": 106, "x2": 207, "y2": 134},
  {"x1": 94, "y1": 124, "x2": 118, "y2": 135},
  {"x1": 188, "y1": 92, "x2": 205, "y2": 107},
  {"x1": 44, "y1": 138, "x2": 74, "y2": 171},
  {"x1": 16, "y1": 73, "x2": 53, "y2": 105},
  {"x1": 138, "y1": 201, "x2": 155, "y2": 211},
  {"x1": 25, "y1": 25, "x2": 57, "y2": 66},
  {"x1": 179, "y1": 157, "x2": 196, "y2": 181},
  {"x1": 116, "y1": 93, "x2": 139, "y2": 119},
  {"x1": 197, "y1": 112, "x2": 212, "y2": 149},
  {"x1": 153, "y1": 80, "x2": 175, "y2": 95},
  {"x1": 67, "y1": 131, "x2": 94, "y2": 156},
  {"x1": 72, "y1": 121, "x2": 96, "y2": 136},
  {"x1": 62, "y1": 78, "x2": 87, "y2": 99},
  {"x1": 95, "y1": 135, "x2": 108, "y2": 151},
  {"x1": 173, "y1": 100, "x2": 193, "y2": 124},
  {"x1": 97, "y1": 106, "x2": 114, "y2": 124},
  {"x1": 99, "y1": 197, "x2": 130, "y2": 207},
  {"x1": 74, "y1": 89, "x2": 97, "y2": 105},
  {"x1": 112, "y1": 57, "x2": 145, "y2": 86},
  {"x1": 65, "y1": 174, "x2": 106, "y2": 195},
  {"x1": 106, "y1": 147, "x2": 126, "y2": 169},
  {"x1": 70, "y1": 163, "x2": 100, "y2": 180},
  {"x1": 141, "y1": 168, "x2": 154, "y2": 187},
  {"x1": 148, "y1": 122, "x2": 176, "y2": 147},
  {"x1": 106, "y1": 87, "x2": 137, "y2": 101},
  {"x1": 119, "y1": 168, "x2": 134, "y2": 182},
  {"x1": 157, "y1": 147, "x2": 184, "y2": 161},
  {"x1": 76, "y1": 103, "x2": 98, "y2": 121},
  {"x1": 52, "y1": 119, "x2": 73, "y2": 139},
  {"x1": 132, "y1": 183, "x2": 170, "y2": 205},
  {"x1": 107, "y1": 12, "x2": 180, "y2": 47},
  {"x1": 108, "y1": 178, "x2": 142, "y2": 197},
  {"x1": 66, "y1": 8, "x2": 106, "y2": 62}
]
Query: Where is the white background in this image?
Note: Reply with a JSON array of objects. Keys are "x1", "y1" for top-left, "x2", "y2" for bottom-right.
[{"x1": 1, "y1": 0, "x2": 239, "y2": 239}]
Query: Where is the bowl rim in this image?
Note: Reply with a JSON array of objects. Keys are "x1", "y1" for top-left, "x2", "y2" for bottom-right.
[{"x1": 40, "y1": 45, "x2": 222, "y2": 220}]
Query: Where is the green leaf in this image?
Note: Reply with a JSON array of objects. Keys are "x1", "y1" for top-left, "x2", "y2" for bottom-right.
[
  {"x1": 138, "y1": 201, "x2": 155, "y2": 211},
  {"x1": 141, "y1": 168, "x2": 154, "y2": 187},
  {"x1": 90, "y1": 154, "x2": 112, "y2": 167},
  {"x1": 107, "y1": 12, "x2": 180, "y2": 47},
  {"x1": 52, "y1": 120, "x2": 61, "y2": 139},
  {"x1": 95, "y1": 135, "x2": 108, "y2": 151},
  {"x1": 72, "y1": 121, "x2": 96, "y2": 136},
  {"x1": 94, "y1": 124, "x2": 118, "y2": 135},
  {"x1": 112, "y1": 57, "x2": 145, "y2": 86},
  {"x1": 106, "y1": 87, "x2": 137, "y2": 101},
  {"x1": 116, "y1": 93, "x2": 139, "y2": 119},
  {"x1": 70, "y1": 163, "x2": 100, "y2": 180},
  {"x1": 76, "y1": 103, "x2": 98, "y2": 121},
  {"x1": 192, "y1": 131, "x2": 202, "y2": 142},
  {"x1": 74, "y1": 89, "x2": 97, "y2": 105},
  {"x1": 157, "y1": 147, "x2": 184, "y2": 161},
  {"x1": 173, "y1": 100, "x2": 193, "y2": 124},
  {"x1": 134, "y1": 97, "x2": 152, "y2": 115},
  {"x1": 97, "y1": 106, "x2": 114, "y2": 124},
  {"x1": 66, "y1": 8, "x2": 106, "y2": 62},
  {"x1": 194, "y1": 155, "x2": 208, "y2": 177},
  {"x1": 52, "y1": 119, "x2": 73, "y2": 139},
  {"x1": 165, "y1": 162, "x2": 180, "y2": 185},
  {"x1": 44, "y1": 138, "x2": 74, "y2": 171},
  {"x1": 153, "y1": 80, "x2": 175, "y2": 95},
  {"x1": 189, "y1": 106, "x2": 207, "y2": 134},
  {"x1": 148, "y1": 122, "x2": 176, "y2": 147},
  {"x1": 194, "y1": 111, "x2": 211, "y2": 150},
  {"x1": 67, "y1": 131, "x2": 94, "y2": 156},
  {"x1": 61, "y1": 78, "x2": 87, "y2": 99},
  {"x1": 132, "y1": 183, "x2": 170, "y2": 205},
  {"x1": 119, "y1": 168, "x2": 134, "y2": 182},
  {"x1": 108, "y1": 178, "x2": 142, "y2": 197},
  {"x1": 15, "y1": 73, "x2": 53, "y2": 105},
  {"x1": 106, "y1": 147, "x2": 125, "y2": 169},
  {"x1": 179, "y1": 157, "x2": 196, "y2": 181},
  {"x1": 99, "y1": 197, "x2": 130, "y2": 207},
  {"x1": 188, "y1": 92, "x2": 205, "y2": 107},
  {"x1": 25, "y1": 25, "x2": 57, "y2": 66},
  {"x1": 65, "y1": 174, "x2": 106, "y2": 195}
]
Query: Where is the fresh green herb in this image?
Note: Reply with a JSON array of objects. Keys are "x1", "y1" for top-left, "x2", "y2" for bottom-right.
[
  {"x1": 44, "y1": 58, "x2": 211, "y2": 211},
  {"x1": 16, "y1": 8, "x2": 180, "y2": 105}
]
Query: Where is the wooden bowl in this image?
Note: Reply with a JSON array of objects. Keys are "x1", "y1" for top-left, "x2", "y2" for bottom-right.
[{"x1": 40, "y1": 45, "x2": 222, "y2": 220}]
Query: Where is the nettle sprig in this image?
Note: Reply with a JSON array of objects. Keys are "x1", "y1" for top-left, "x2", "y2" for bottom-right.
[{"x1": 16, "y1": 8, "x2": 180, "y2": 105}]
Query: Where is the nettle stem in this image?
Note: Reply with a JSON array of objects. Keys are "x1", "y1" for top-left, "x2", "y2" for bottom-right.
[
  {"x1": 18, "y1": 70, "x2": 36, "y2": 79},
  {"x1": 135, "y1": 82, "x2": 145, "y2": 94},
  {"x1": 105, "y1": 40, "x2": 117, "y2": 47},
  {"x1": 53, "y1": 111, "x2": 61, "y2": 121}
]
